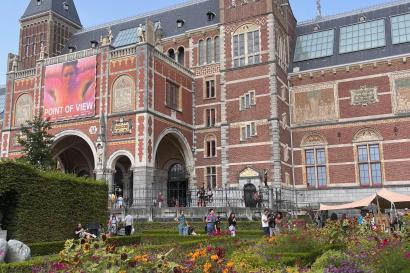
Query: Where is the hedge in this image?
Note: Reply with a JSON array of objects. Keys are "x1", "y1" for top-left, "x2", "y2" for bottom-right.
[
  {"x1": 0, "y1": 161, "x2": 107, "y2": 243},
  {"x1": 0, "y1": 256, "x2": 59, "y2": 273}
]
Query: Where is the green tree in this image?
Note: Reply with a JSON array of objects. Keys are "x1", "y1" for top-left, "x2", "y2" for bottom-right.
[{"x1": 18, "y1": 113, "x2": 54, "y2": 170}]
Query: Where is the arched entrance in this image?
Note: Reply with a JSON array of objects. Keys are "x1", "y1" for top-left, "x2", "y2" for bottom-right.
[
  {"x1": 113, "y1": 156, "x2": 133, "y2": 207},
  {"x1": 53, "y1": 135, "x2": 95, "y2": 178},
  {"x1": 154, "y1": 129, "x2": 193, "y2": 207},
  {"x1": 244, "y1": 183, "x2": 257, "y2": 208},
  {"x1": 167, "y1": 163, "x2": 188, "y2": 207}
]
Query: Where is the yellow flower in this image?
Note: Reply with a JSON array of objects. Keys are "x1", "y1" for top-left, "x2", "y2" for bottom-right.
[
  {"x1": 222, "y1": 269, "x2": 229, "y2": 273},
  {"x1": 203, "y1": 262, "x2": 212, "y2": 273},
  {"x1": 210, "y1": 254, "x2": 219, "y2": 262},
  {"x1": 226, "y1": 261, "x2": 234, "y2": 268}
]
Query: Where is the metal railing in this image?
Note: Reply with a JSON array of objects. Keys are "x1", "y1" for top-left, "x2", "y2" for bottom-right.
[{"x1": 111, "y1": 187, "x2": 296, "y2": 210}]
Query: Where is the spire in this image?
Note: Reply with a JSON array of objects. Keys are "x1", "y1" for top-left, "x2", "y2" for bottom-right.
[
  {"x1": 316, "y1": 0, "x2": 322, "y2": 19},
  {"x1": 21, "y1": 0, "x2": 82, "y2": 27}
]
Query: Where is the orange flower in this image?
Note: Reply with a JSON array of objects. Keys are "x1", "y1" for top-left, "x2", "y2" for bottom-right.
[
  {"x1": 203, "y1": 262, "x2": 212, "y2": 273},
  {"x1": 210, "y1": 254, "x2": 219, "y2": 262},
  {"x1": 226, "y1": 261, "x2": 234, "y2": 268}
]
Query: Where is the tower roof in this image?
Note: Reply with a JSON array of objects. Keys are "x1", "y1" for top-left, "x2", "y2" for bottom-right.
[{"x1": 21, "y1": 0, "x2": 82, "y2": 27}]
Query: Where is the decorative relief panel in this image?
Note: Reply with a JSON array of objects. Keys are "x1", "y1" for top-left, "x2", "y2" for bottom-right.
[
  {"x1": 393, "y1": 76, "x2": 410, "y2": 113},
  {"x1": 239, "y1": 167, "x2": 260, "y2": 178},
  {"x1": 14, "y1": 94, "x2": 33, "y2": 126},
  {"x1": 350, "y1": 86, "x2": 379, "y2": 106},
  {"x1": 292, "y1": 84, "x2": 337, "y2": 124},
  {"x1": 353, "y1": 128, "x2": 383, "y2": 143},
  {"x1": 112, "y1": 76, "x2": 134, "y2": 113}
]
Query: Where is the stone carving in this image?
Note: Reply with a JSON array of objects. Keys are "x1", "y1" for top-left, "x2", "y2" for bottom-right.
[
  {"x1": 280, "y1": 112, "x2": 288, "y2": 130},
  {"x1": 0, "y1": 239, "x2": 6, "y2": 263},
  {"x1": 137, "y1": 24, "x2": 146, "y2": 43},
  {"x1": 316, "y1": 0, "x2": 322, "y2": 18},
  {"x1": 285, "y1": 172, "x2": 290, "y2": 185},
  {"x1": 394, "y1": 77, "x2": 410, "y2": 113},
  {"x1": 239, "y1": 167, "x2": 259, "y2": 178},
  {"x1": 281, "y1": 143, "x2": 290, "y2": 162},
  {"x1": 350, "y1": 86, "x2": 379, "y2": 106},
  {"x1": 5, "y1": 240, "x2": 31, "y2": 263},
  {"x1": 353, "y1": 128, "x2": 382, "y2": 143},
  {"x1": 293, "y1": 87, "x2": 337, "y2": 124},
  {"x1": 112, "y1": 76, "x2": 134, "y2": 113},
  {"x1": 14, "y1": 94, "x2": 33, "y2": 126},
  {"x1": 301, "y1": 134, "x2": 327, "y2": 147}
]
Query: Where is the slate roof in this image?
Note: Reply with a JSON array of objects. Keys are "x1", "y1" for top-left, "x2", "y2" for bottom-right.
[
  {"x1": 63, "y1": 0, "x2": 219, "y2": 53},
  {"x1": 292, "y1": 0, "x2": 410, "y2": 72},
  {"x1": 21, "y1": 0, "x2": 81, "y2": 27},
  {"x1": 0, "y1": 86, "x2": 6, "y2": 120}
]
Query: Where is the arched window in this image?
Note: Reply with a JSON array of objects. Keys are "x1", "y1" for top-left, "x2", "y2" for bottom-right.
[
  {"x1": 206, "y1": 38, "x2": 212, "y2": 64},
  {"x1": 204, "y1": 134, "x2": 216, "y2": 158},
  {"x1": 112, "y1": 75, "x2": 134, "y2": 113},
  {"x1": 167, "y1": 48, "x2": 175, "y2": 60},
  {"x1": 177, "y1": 47, "x2": 185, "y2": 65},
  {"x1": 214, "y1": 36, "x2": 220, "y2": 63},
  {"x1": 14, "y1": 94, "x2": 33, "y2": 126},
  {"x1": 198, "y1": 40, "x2": 205, "y2": 65},
  {"x1": 301, "y1": 133, "x2": 328, "y2": 188},
  {"x1": 233, "y1": 24, "x2": 260, "y2": 67},
  {"x1": 353, "y1": 128, "x2": 383, "y2": 186}
]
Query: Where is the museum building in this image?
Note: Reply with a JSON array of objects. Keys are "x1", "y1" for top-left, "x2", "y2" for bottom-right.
[{"x1": 2, "y1": 0, "x2": 410, "y2": 208}]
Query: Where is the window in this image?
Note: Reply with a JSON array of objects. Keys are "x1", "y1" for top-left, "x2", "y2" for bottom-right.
[
  {"x1": 305, "y1": 148, "x2": 327, "y2": 188},
  {"x1": 177, "y1": 47, "x2": 185, "y2": 65},
  {"x1": 206, "y1": 38, "x2": 212, "y2": 64},
  {"x1": 198, "y1": 40, "x2": 205, "y2": 65},
  {"x1": 233, "y1": 26, "x2": 260, "y2": 67},
  {"x1": 166, "y1": 81, "x2": 180, "y2": 111},
  {"x1": 214, "y1": 36, "x2": 220, "y2": 63},
  {"x1": 113, "y1": 28, "x2": 138, "y2": 48},
  {"x1": 206, "y1": 166, "x2": 217, "y2": 189},
  {"x1": 205, "y1": 79, "x2": 215, "y2": 99},
  {"x1": 339, "y1": 19, "x2": 385, "y2": 54},
  {"x1": 240, "y1": 91, "x2": 256, "y2": 110},
  {"x1": 205, "y1": 108, "x2": 216, "y2": 127},
  {"x1": 391, "y1": 13, "x2": 410, "y2": 44},
  {"x1": 240, "y1": 122, "x2": 257, "y2": 141},
  {"x1": 168, "y1": 48, "x2": 176, "y2": 60},
  {"x1": 357, "y1": 144, "x2": 382, "y2": 186},
  {"x1": 205, "y1": 135, "x2": 216, "y2": 158},
  {"x1": 294, "y1": 29, "x2": 334, "y2": 62},
  {"x1": 25, "y1": 37, "x2": 30, "y2": 56}
]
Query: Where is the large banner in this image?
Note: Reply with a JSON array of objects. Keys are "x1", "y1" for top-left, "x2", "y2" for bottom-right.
[{"x1": 44, "y1": 56, "x2": 96, "y2": 121}]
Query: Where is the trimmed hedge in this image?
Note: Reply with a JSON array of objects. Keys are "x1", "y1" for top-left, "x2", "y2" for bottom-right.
[
  {"x1": 0, "y1": 161, "x2": 107, "y2": 243},
  {"x1": 0, "y1": 256, "x2": 59, "y2": 273}
]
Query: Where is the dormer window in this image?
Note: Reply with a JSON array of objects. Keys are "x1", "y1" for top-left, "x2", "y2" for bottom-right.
[
  {"x1": 63, "y1": 2, "x2": 69, "y2": 11},
  {"x1": 91, "y1": 41, "x2": 98, "y2": 49},
  {"x1": 68, "y1": 46, "x2": 76, "y2": 53},
  {"x1": 207, "y1": 11, "x2": 216, "y2": 21},
  {"x1": 176, "y1": 19, "x2": 185, "y2": 28}
]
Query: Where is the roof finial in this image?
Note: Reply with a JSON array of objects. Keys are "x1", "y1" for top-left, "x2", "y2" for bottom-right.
[{"x1": 316, "y1": 0, "x2": 322, "y2": 19}]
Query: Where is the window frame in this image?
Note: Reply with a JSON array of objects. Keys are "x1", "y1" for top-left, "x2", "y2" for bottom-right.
[
  {"x1": 204, "y1": 78, "x2": 216, "y2": 99},
  {"x1": 198, "y1": 39, "x2": 205, "y2": 65},
  {"x1": 240, "y1": 90, "x2": 256, "y2": 111},
  {"x1": 294, "y1": 29, "x2": 334, "y2": 62},
  {"x1": 232, "y1": 24, "x2": 261, "y2": 68},
  {"x1": 206, "y1": 166, "x2": 217, "y2": 189},
  {"x1": 391, "y1": 12, "x2": 410, "y2": 45},
  {"x1": 165, "y1": 80, "x2": 181, "y2": 112},
  {"x1": 240, "y1": 122, "x2": 257, "y2": 141},
  {"x1": 214, "y1": 36, "x2": 220, "y2": 63},
  {"x1": 304, "y1": 147, "x2": 328, "y2": 188},
  {"x1": 355, "y1": 143, "x2": 383, "y2": 187},
  {"x1": 204, "y1": 135, "x2": 217, "y2": 158},
  {"x1": 205, "y1": 108, "x2": 216, "y2": 127}
]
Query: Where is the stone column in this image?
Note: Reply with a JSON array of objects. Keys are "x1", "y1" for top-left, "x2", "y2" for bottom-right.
[
  {"x1": 105, "y1": 168, "x2": 115, "y2": 194},
  {"x1": 132, "y1": 166, "x2": 154, "y2": 207}
]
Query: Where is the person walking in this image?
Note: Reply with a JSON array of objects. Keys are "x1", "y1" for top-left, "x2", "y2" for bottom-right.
[
  {"x1": 175, "y1": 210, "x2": 187, "y2": 236},
  {"x1": 124, "y1": 214, "x2": 133, "y2": 236},
  {"x1": 262, "y1": 208, "x2": 270, "y2": 236},
  {"x1": 117, "y1": 195, "x2": 124, "y2": 209},
  {"x1": 109, "y1": 215, "x2": 118, "y2": 236},
  {"x1": 205, "y1": 208, "x2": 217, "y2": 235},
  {"x1": 228, "y1": 212, "x2": 237, "y2": 237},
  {"x1": 274, "y1": 212, "x2": 282, "y2": 235}
]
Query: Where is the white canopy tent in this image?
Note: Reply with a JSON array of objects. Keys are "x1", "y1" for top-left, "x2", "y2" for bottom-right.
[{"x1": 319, "y1": 188, "x2": 410, "y2": 211}]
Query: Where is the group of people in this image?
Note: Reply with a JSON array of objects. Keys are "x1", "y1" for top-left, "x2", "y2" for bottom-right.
[
  {"x1": 107, "y1": 214, "x2": 134, "y2": 236},
  {"x1": 110, "y1": 193, "x2": 125, "y2": 209},
  {"x1": 197, "y1": 187, "x2": 213, "y2": 207},
  {"x1": 261, "y1": 208, "x2": 283, "y2": 237}
]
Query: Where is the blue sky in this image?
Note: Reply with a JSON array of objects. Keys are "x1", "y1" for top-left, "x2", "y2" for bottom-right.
[{"x1": 0, "y1": 0, "x2": 392, "y2": 84}]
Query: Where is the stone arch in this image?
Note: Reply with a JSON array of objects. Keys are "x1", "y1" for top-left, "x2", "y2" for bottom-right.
[
  {"x1": 14, "y1": 93, "x2": 33, "y2": 126},
  {"x1": 111, "y1": 75, "x2": 135, "y2": 113},
  {"x1": 177, "y1": 46, "x2": 185, "y2": 65},
  {"x1": 53, "y1": 130, "x2": 97, "y2": 169},
  {"x1": 153, "y1": 128, "x2": 194, "y2": 169},
  {"x1": 353, "y1": 127, "x2": 383, "y2": 143},
  {"x1": 167, "y1": 48, "x2": 176, "y2": 60},
  {"x1": 301, "y1": 132, "x2": 327, "y2": 147},
  {"x1": 233, "y1": 23, "x2": 260, "y2": 35},
  {"x1": 106, "y1": 150, "x2": 135, "y2": 170}
]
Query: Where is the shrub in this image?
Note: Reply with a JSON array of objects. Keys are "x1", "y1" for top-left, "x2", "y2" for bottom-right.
[
  {"x1": 0, "y1": 161, "x2": 107, "y2": 243},
  {"x1": 311, "y1": 250, "x2": 348, "y2": 272},
  {"x1": 0, "y1": 256, "x2": 58, "y2": 273}
]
